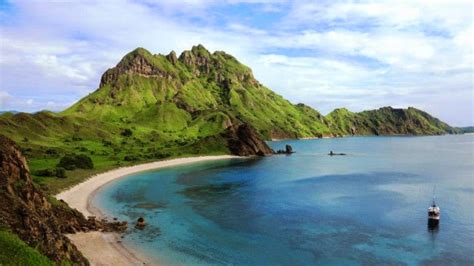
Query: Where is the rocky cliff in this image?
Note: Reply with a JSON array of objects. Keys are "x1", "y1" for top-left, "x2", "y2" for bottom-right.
[
  {"x1": 222, "y1": 123, "x2": 274, "y2": 156},
  {"x1": 0, "y1": 135, "x2": 126, "y2": 264}
]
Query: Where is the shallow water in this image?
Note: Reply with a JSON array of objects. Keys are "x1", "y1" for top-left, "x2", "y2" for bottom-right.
[{"x1": 93, "y1": 135, "x2": 474, "y2": 265}]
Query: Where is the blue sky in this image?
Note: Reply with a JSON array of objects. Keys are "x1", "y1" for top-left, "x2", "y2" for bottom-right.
[{"x1": 0, "y1": 0, "x2": 472, "y2": 126}]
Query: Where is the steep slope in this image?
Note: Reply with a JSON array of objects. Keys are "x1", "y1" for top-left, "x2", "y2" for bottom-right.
[
  {"x1": 327, "y1": 107, "x2": 457, "y2": 136},
  {"x1": 0, "y1": 135, "x2": 127, "y2": 264},
  {"x1": 63, "y1": 45, "x2": 333, "y2": 139}
]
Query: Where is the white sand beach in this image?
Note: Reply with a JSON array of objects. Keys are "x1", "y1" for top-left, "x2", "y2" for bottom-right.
[{"x1": 56, "y1": 155, "x2": 239, "y2": 265}]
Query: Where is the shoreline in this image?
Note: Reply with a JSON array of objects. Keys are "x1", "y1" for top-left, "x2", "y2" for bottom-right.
[{"x1": 56, "y1": 155, "x2": 240, "y2": 265}]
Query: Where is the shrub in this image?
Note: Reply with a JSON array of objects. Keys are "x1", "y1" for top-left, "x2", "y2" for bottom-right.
[
  {"x1": 124, "y1": 155, "x2": 139, "y2": 161},
  {"x1": 121, "y1": 128, "x2": 133, "y2": 137},
  {"x1": 35, "y1": 168, "x2": 57, "y2": 177},
  {"x1": 102, "y1": 140, "x2": 112, "y2": 146},
  {"x1": 34, "y1": 167, "x2": 67, "y2": 178},
  {"x1": 153, "y1": 152, "x2": 171, "y2": 159},
  {"x1": 55, "y1": 167, "x2": 67, "y2": 178},
  {"x1": 20, "y1": 147, "x2": 32, "y2": 155},
  {"x1": 57, "y1": 154, "x2": 93, "y2": 170},
  {"x1": 44, "y1": 149, "x2": 58, "y2": 157}
]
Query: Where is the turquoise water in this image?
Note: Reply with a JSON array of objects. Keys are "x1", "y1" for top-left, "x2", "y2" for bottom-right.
[{"x1": 93, "y1": 135, "x2": 474, "y2": 265}]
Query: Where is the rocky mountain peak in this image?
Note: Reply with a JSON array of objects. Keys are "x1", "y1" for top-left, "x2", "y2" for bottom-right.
[
  {"x1": 100, "y1": 47, "x2": 167, "y2": 86},
  {"x1": 166, "y1": 50, "x2": 178, "y2": 64},
  {"x1": 178, "y1": 44, "x2": 214, "y2": 76},
  {"x1": 191, "y1": 44, "x2": 211, "y2": 57}
]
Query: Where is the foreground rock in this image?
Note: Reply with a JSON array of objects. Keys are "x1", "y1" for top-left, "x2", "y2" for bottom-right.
[
  {"x1": 223, "y1": 123, "x2": 273, "y2": 156},
  {"x1": 135, "y1": 217, "x2": 146, "y2": 230},
  {"x1": 274, "y1": 144, "x2": 295, "y2": 155},
  {"x1": 0, "y1": 135, "x2": 127, "y2": 264}
]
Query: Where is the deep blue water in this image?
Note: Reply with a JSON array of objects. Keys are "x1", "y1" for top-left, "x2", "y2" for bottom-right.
[{"x1": 93, "y1": 135, "x2": 474, "y2": 265}]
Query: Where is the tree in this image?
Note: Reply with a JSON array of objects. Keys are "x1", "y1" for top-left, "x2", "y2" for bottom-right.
[
  {"x1": 121, "y1": 128, "x2": 133, "y2": 137},
  {"x1": 57, "y1": 154, "x2": 93, "y2": 170}
]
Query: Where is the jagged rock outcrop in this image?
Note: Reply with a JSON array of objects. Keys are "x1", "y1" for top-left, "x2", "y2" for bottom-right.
[
  {"x1": 0, "y1": 135, "x2": 127, "y2": 264},
  {"x1": 166, "y1": 50, "x2": 178, "y2": 64},
  {"x1": 222, "y1": 123, "x2": 273, "y2": 156},
  {"x1": 100, "y1": 48, "x2": 168, "y2": 87}
]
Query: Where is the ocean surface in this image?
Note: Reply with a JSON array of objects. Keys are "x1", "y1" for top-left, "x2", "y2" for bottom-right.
[{"x1": 93, "y1": 135, "x2": 474, "y2": 265}]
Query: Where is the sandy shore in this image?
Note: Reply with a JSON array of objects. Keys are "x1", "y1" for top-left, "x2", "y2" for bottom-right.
[{"x1": 56, "y1": 155, "x2": 239, "y2": 265}]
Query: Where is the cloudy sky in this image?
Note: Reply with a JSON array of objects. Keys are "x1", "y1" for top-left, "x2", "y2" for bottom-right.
[{"x1": 0, "y1": 0, "x2": 473, "y2": 126}]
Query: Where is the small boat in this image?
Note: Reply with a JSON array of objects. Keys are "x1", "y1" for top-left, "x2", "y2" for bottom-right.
[
  {"x1": 328, "y1": 150, "x2": 346, "y2": 156},
  {"x1": 427, "y1": 199, "x2": 440, "y2": 227}
]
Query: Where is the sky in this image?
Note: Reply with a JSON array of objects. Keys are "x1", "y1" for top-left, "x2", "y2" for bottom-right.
[{"x1": 0, "y1": 0, "x2": 473, "y2": 126}]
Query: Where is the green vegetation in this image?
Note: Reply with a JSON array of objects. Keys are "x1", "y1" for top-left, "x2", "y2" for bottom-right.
[
  {"x1": 34, "y1": 167, "x2": 67, "y2": 178},
  {"x1": 57, "y1": 154, "x2": 93, "y2": 170},
  {"x1": 326, "y1": 106, "x2": 457, "y2": 136},
  {"x1": 0, "y1": 45, "x2": 456, "y2": 194},
  {"x1": 0, "y1": 229, "x2": 53, "y2": 266},
  {"x1": 121, "y1": 128, "x2": 133, "y2": 137}
]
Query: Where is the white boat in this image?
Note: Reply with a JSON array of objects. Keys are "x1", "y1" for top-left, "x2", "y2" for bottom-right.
[{"x1": 428, "y1": 200, "x2": 440, "y2": 227}]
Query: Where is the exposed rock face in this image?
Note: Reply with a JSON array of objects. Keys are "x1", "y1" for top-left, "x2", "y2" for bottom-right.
[
  {"x1": 222, "y1": 124, "x2": 273, "y2": 156},
  {"x1": 268, "y1": 128, "x2": 299, "y2": 140},
  {"x1": 166, "y1": 50, "x2": 178, "y2": 64},
  {"x1": 100, "y1": 48, "x2": 168, "y2": 86},
  {"x1": 274, "y1": 144, "x2": 294, "y2": 155},
  {"x1": 0, "y1": 135, "x2": 126, "y2": 264}
]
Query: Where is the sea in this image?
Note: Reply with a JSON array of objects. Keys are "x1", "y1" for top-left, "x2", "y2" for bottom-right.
[{"x1": 93, "y1": 135, "x2": 474, "y2": 265}]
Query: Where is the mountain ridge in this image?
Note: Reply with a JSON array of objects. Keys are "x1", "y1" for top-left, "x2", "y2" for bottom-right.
[
  {"x1": 62, "y1": 45, "x2": 456, "y2": 137},
  {"x1": 0, "y1": 45, "x2": 458, "y2": 191}
]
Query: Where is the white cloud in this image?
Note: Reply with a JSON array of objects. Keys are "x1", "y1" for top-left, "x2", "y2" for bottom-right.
[
  {"x1": 0, "y1": 91, "x2": 12, "y2": 109},
  {"x1": 0, "y1": 0, "x2": 472, "y2": 125}
]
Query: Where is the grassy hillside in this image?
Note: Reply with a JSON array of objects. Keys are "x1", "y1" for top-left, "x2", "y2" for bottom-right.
[
  {"x1": 63, "y1": 45, "x2": 333, "y2": 138},
  {"x1": 0, "y1": 229, "x2": 53, "y2": 266},
  {"x1": 0, "y1": 45, "x2": 457, "y2": 193},
  {"x1": 326, "y1": 107, "x2": 457, "y2": 136}
]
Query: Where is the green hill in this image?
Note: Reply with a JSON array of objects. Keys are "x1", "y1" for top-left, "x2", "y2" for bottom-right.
[
  {"x1": 62, "y1": 45, "x2": 333, "y2": 139},
  {"x1": 0, "y1": 45, "x2": 457, "y2": 193},
  {"x1": 326, "y1": 106, "x2": 457, "y2": 136},
  {"x1": 457, "y1": 126, "x2": 474, "y2": 133}
]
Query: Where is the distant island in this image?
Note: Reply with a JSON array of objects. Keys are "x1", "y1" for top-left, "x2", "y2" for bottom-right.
[
  {"x1": 0, "y1": 45, "x2": 464, "y2": 265},
  {"x1": 457, "y1": 126, "x2": 474, "y2": 133}
]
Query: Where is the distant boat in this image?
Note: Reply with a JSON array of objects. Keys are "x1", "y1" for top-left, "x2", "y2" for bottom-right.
[
  {"x1": 328, "y1": 150, "x2": 346, "y2": 156},
  {"x1": 428, "y1": 199, "x2": 440, "y2": 228}
]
